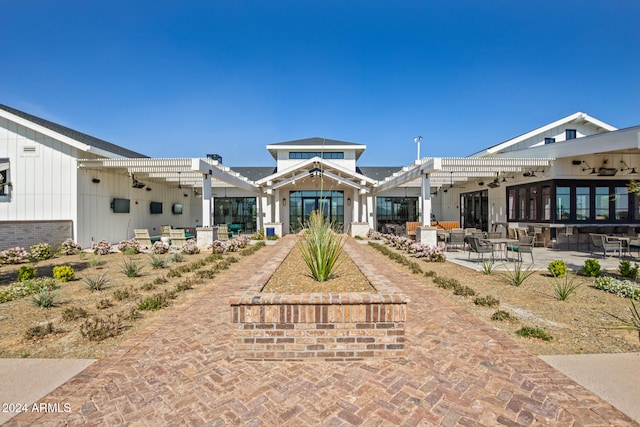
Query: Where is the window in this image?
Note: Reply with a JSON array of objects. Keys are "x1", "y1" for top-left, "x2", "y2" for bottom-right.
[
  {"x1": 518, "y1": 188, "x2": 527, "y2": 219},
  {"x1": 556, "y1": 187, "x2": 570, "y2": 220},
  {"x1": 595, "y1": 187, "x2": 609, "y2": 219},
  {"x1": 508, "y1": 189, "x2": 516, "y2": 219},
  {"x1": 544, "y1": 137, "x2": 556, "y2": 144},
  {"x1": 213, "y1": 197, "x2": 257, "y2": 233},
  {"x1": 529, "y1": 186, "x2": 538, "y2": 220},
  {"x1": 0, "y1": 158, "x2": 9, "y2": 198},
  {"x1": 542, "y1": 186, "x2": 551, "y2": 220},
  {"x1": 575, "y1": 187, "x2": 590, "y2": 220},
  {"x1": 288, "y1": 152, "x2": 344, "y2": 160},
  {"x1": 566, "y1": 129, "x2": 577, "y2": 140},
  {"x1": 615, "y1": 187, "x2": 629, "y2": 220},
  {"x1": 376, "y1": 196, "x2": 419, "y2": 230}
]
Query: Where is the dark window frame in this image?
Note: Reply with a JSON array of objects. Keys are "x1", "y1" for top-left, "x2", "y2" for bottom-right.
[{"x1": 566, "y1": 129, "x2": 577, "y2": 140}]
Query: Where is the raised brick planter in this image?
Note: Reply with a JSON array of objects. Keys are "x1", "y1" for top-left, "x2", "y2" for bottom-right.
[{"x1": 229, "y1": 241, "x2": 409, "y2": 361}]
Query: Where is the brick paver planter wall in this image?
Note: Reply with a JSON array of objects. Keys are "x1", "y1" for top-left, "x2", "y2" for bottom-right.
[{"x1": 229, "y1": 239, "x2": 409, "y2": 361}]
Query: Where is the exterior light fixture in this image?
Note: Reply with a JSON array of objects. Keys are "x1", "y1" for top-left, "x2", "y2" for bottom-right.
[
  {"x1": 413, "y1": 136, "x2": 423, "y2": 161},
  {"x1": 282, "y1": 198, "x2": 287, "y2": 206},
  {"x1": 347, "y1": 198, "x2": 351, "y2": 206},
  {"x1": 91, "y1": 178, "x2": 100, "y2": 184}
]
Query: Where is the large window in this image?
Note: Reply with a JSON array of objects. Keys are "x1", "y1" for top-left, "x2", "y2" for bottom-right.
[
  {"x1": 575, "y1": 187, "x2": 590, "y2": 220},
  {"x1": 214, "y1": 197, "x2": 257, "y2": 233},
  {"x1": 461, "y1": 190, "x2": 489, "y2": 231},
  {"x1": 288, "y1": 152, "x2": 344, "y2": 160},
  {"x1": 376, "y1": 197, "x2": 419, "y2": 231},
  {"x1": 290, "y1": 190, "x2": 344, "y2": 232},
  {"x1": 509, "y1": 180, "x2": 638, "y2": 223}
]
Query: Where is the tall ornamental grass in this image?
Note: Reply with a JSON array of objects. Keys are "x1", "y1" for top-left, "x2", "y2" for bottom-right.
[{"x1": 298, "y1": 210, "x2": 344, "y2": 282}]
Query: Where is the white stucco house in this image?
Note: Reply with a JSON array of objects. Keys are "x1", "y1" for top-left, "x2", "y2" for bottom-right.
[{"x1": 1, "y1": 103, "x2": 639, "y2": 251}]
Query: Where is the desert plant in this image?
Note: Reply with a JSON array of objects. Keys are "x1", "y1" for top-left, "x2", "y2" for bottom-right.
[
  {"x1": 547, "y1": 260, "x2": 567, "y2": 278},
  {"x1": 88, "y1": 254, "x2": 103, "y2": 267},
  {"x1": 180, "y1": 240, "x2": 200, "y2": 255},
  {"x1": 92, "y1": 240, "x2": 112, "y2": 255},
  {"x1": 582, "y1": 259, "x2": 602, "y2": 277},
  {"x1": 17, "y1": 265, "x2": 36, "y2": 282},
  {"x1": 606, "y1": 299, "x2": 640, "y2": 341},
  {"x1": 152, "y1": 241, "x2": 170, "y2": 254},
  {"x1": 175, "y1": 280, "x2": 193, "y2": 292},
  {"x1": 80, "y1": 315, "x2": 121, "y2": 341},
  {"x1": 96, "y1": 298, "x2": 113, "y2": 309},
  {"x1": 170, "y1": 252, "x2": 185, "y2": 263},
  {"x1": 121, "y1": 258, "x2": 143, "y2": 277},
  {"x1": 453, "y1": 284, "x2": 476, "y2": 297},
  {"x1": 502, "y1": 261, "x2": 535, "y2": 287},
  {"x1": 31, "y1": 289, "x2": 57, "y2": 308},
  {"x1": 0, "y1": 278, "x2": 58, "y2": 303},
  {"x1": 0, "y1": 247, "x2": 29, "y2": 264},
  {"x1": 140, "y1": 282, "x2": 156, "y2": 291},
  {"x1": 479, "y1": 259, "x2": 497, "y2": 275},
  {"x1": 492, "y1": 310, "x2": 517, "y2": 322},
  {"x1": 118, "y1": 239, "x2": 141, "y2": 255},
  {"x1": 137, "y1": 291, "x2": 173, "y2": 311},
  {"x1": 474, "y1": 295, "x2": 500, "y2": 307},
  {"x1": 29, "y1": 243, "x2": 53, "y2": 261},
  {"x1": 593, "y1": 277, "x2": 640, "y2": 300},
  {"x1": 59, "y1": 238, "x2": 82, "y2": 255},
  {"x1": 149, "y1": 254, "x2": 167, "y2": 269},
  {"x1": 24, "y1": 322, "x2": 55, "y2": 340},
  {"x1": 298, "y1": 211, "x2": 344, "y2": 282},
  {"x1": 83, "y1": 273, "x2": 109, "y2": 291},
  {"x1": 166, "y1": 269, "x2": 182, "y2": 278},
  {"x1": 53, "y1": 265, "x2": 75, "y2": 282},
  {"x1": 153, "y1": 276, "x2": 168, "y2": 285},
  {"x1": 618, "y1": 260, "x2": 639, "y2": 280},
  {"x1": 62, "y1": 306, "x2": 88, "y2": 321},
  {"x1": 196, "y1": 269, "x2": 216, "y2": 279},
  {"x1": 549, "y1": 273, "x2": 581, "y2": 301},
  {"x1": 516, "y1": 326, "x2": 553, "y2": 341}
]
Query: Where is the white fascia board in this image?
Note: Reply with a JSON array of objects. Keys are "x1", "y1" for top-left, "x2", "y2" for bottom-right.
[
  {"x1": 481, "y1": 112, "x2": 617, "y2": 156},
  {"x1": 256, "y1": 157, "x2": 375, "y2": 186},
  {"x1": 192, "y1": 158, "x2": 260, "y2": 194},
  {"x1": 265, "y1": 144, "x2": 367, "y2": 151},
  {"x1": 0, "y1": 109, "x2": 129, "y2": 159},
  {"x1": 496, "y1": 126, "x2": 640, "y2": 159}
]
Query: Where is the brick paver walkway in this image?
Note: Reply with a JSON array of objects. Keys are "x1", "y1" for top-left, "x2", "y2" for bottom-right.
[{"x1": 7, "y1": 237, "x2": 637, "y2": 426}]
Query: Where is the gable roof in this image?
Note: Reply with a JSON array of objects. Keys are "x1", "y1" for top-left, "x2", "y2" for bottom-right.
[
  {"x1": 0, "y1": 104, "x2": 148, "y2": 159},
  {"x1": 358, "y1": 166, "x2": 403, "y2": 181},
  {"x1": 470, "y1": 112, "x2": 617, "y2": 157},
  {"x1": 228, "y1": 166, "x2": 277, "y2": 182},
  {"x1": 266, "y1": 137, "x2": 366, "y2": 160}
]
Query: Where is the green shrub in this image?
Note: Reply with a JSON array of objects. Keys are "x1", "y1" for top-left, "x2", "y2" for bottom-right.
[
  {"x1": 140, "y1": 282, "x2": 156, "y2": 291},
  {"x1": 29, "y1": 243, "x2": 53, "y2": 261},
  {"x1": 88, "y1": 255, "x2": 103, "y2": 267},
  {"x1": 516, "y1": 326, "x2": 553, "y2": 341},
  {"x1": 170, "y1": 253, "x2": 185, "y2": 263},
  {"x1": 166, "y1": 269, "x2": 182, "y2": 278},
  {"x1": 582, "y1": 259, "x2": 602, "y2": 277},
  {"x1": 53, "y1": 265, "x2": 75, "y2": 282},
  {"x1": 137, "y1": 291, "x2": 173, "y2": 311},
  {"x1": 62, "y1": 307, "x2": 88, "y2": 321},
  {"x1": 96, "y1": 298, "x2": 113, "y2": 309},
  {"x1": 594, "y1": 276, "x2": 640, "y2": 300},
  {"x1": 474, "y1": 295, "x2": 500, "y2": 307},
  {"x1": 453, "y1": 284, "x2": 476, "y2": 297},
  {"x1": 547, "y1": 260, "x2": 567, "y2": 278},
  {"x1": 618, "y1": 260, "x2": 639, "y2": 280},
  {"x1": 549, "y1": 274, "x2": 581, "y2": 301},
  {"x1": 83, "y1": 273, "x2": 109, "y2": 291},
  {"x1": 17, "y1": 265, "x2": 36, "y2": 282},
  {"x1": 152, "y1": 276, "x2": 167, "y2": 285},
  {"x1": 492, "y1": 310, "x2": 516, "y2": 322},
  {"x1": 479, "y1": 259, "x2": 497, "y2": 275}
]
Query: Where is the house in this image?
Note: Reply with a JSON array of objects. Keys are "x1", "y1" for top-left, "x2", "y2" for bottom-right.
[{"x1": 1, "y1": 103, "x2": 638, "y2": 251}]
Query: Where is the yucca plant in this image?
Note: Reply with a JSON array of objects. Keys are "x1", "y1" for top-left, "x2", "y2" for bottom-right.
[
  {"x1": 121, "y1": 258, "x2": 143, "y2": 278},
  {"x1": 298, "y1": 210, "x2": 344, "y2": 282},
  {"x1": 502, "y1": 261, "x2": 536, "y2": 287},
  {"x1": 549, "y1": 273, "x2": 581, "y2": 301},
  {"x1": 606, "y1": 299, "x2": 640, "y2": 341}
]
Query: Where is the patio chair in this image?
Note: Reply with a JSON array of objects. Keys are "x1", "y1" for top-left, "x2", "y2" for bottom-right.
[
  {"x1": 589, "y1": 233, "x2": 622, "y2": 258},
  {"x1": 160, "y1": 225, "x2": 172, "y2": 238},
  {"x1": 506, "y1": 236, "x2": 535, "y2": 262},
  {"x1": 169, "y1": 229, "x2": 187, "y2": 247},
  {"x1": 487, "y1": 232, "x2": 502, "y2": 239},
  {"x1": 467, "y1": 236, "x2": 493, "y2": 260},
  {"x1": 216, "y1": 224, "x2": 229, "y2": 241},
  {"x1": 134, "y1": 229, "x2": 152, "y2": 248},
  {"x1": 533, "y1": 227, "x2": 546, "y2": 247},
  {"x1": 559, "y1": 226, "x2": 576, "y2": 250},
  {"x1": 406, "y1": 221, "x2": 422, "y2": 240},
  {"x1": 447, "y1": 230, "x2": 466, "y2": 251}
]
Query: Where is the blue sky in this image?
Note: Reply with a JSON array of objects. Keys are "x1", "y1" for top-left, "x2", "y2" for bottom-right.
[{"x1": 2, "y1": 0, "x2": 638, "y2": 166}]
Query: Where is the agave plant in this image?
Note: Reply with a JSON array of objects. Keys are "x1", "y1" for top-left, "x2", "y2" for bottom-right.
[
  {"x1": 606, "y1": 299, "x2": 640, "y2": 341},
  {"x1": 298, "y1": 210, "x2": 344, "y2": 282}
]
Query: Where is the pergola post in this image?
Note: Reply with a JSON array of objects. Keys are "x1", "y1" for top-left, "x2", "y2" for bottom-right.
[
  {"x1": 201, "y1": 174, "x2": 212, "y2": 227},
  {"x1": 421, "y1": 173, "x2": 431, "y2": 226}
]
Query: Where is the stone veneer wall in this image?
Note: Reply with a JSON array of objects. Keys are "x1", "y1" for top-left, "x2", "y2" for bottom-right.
[
  {"x1": 229, "y1": 240, "x2": 409, "y2": 361},
  {"x1": 0, "y1": 220, "x2": 73, "y2": 251}
]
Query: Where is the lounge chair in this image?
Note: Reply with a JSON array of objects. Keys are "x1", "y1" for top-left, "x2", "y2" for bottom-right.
[
  {"x1": 170, "y1": 229, "x2": 187, "y2": 247},
  {"x1": 447, "y1": 230, "x2": 466, "y2": 251},
  {"x1": 134, "y1": 229, "x2": 152, "y2": 248}
]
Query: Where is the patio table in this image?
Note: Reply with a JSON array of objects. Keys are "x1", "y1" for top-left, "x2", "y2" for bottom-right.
[{"x1": 482, "y1": 238, "x2": 516, "y2": 260}]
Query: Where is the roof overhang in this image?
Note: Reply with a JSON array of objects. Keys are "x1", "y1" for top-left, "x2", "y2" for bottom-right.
[
  {"x1": 78, "y1": 158, "x2": 261, "y2": 194},
  {"x1": 266, "y1": 144, "x2": 366, "y2": 160},
  {"x1": 374, "y1": 157, "x2": 554, "y2": 193}
]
